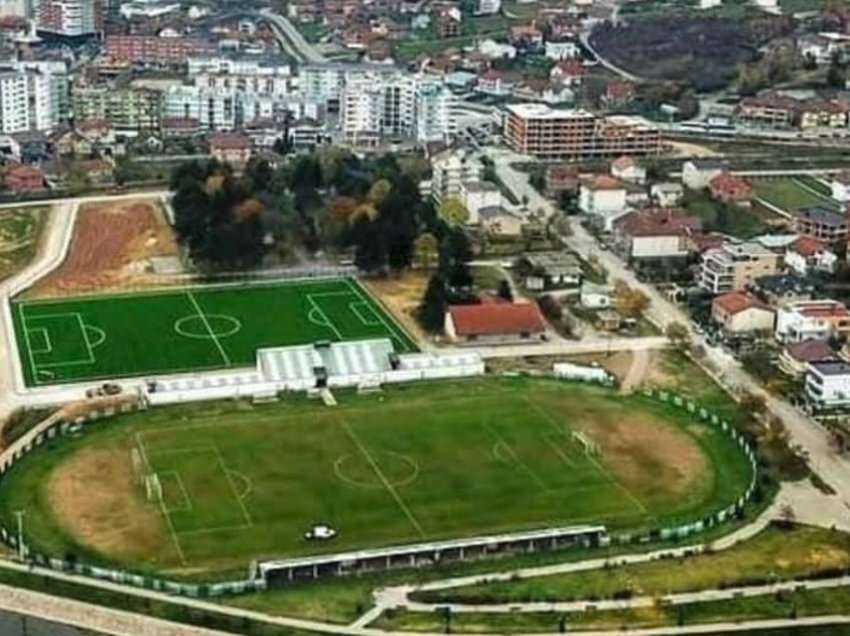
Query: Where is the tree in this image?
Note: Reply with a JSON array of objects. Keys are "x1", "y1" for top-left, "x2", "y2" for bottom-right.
[
  {"x1": 778, "y1": 503, "x2": 797, "y2": 529},
  {"x1": 438, "y1": 197, "x2": 470, "y2": 225},
  {"x1": 739, "y1": 389, "x2": 767, "y2": 419},
  {"x1": 497, "y1": 279, "x2": 513, "y2": 302},
  {"x1": 419, "y1": 274, "x2": 448, "y2": 333},
  {"x1": 414, "y1": 233, "x2": 438, "y2": 271},
  {"x1": 614, "y1": 281, "x2": 650, "y2": 318},
  {"x1": 665, "y1": 321, "x2": 690, "y2": 347}
]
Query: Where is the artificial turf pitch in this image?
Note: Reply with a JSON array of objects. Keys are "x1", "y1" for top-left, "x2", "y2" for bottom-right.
[
  {"x1": 0, "y1": 379, "x2": 754, "y2": 575},
  {"x1": 11, "y1": 277, "x2": 415, "y2": 386}
]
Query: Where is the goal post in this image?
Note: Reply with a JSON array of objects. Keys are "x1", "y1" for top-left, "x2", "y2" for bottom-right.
[
  {"x1": 145, "y1": 473, "x2": 163, "y2": 504},
  {"x1": 131, "y1": 448, "x2": 144, "y2": 485},
  {"x1": 572, "y1": 431, "x2": 601, "y2": 457}
]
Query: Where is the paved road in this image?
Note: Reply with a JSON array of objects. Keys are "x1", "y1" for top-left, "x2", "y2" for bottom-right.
[{"x1": 258, "y1": 9, "x2": 327, "y2": 63}]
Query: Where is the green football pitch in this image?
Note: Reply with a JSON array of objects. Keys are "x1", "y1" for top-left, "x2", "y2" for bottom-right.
[
  {"x1": 11, "y1": 278, "x2": 416, "y2": 386},
  {"x1": 0, "y1": 379, "x2": 754, "y2": 576}
]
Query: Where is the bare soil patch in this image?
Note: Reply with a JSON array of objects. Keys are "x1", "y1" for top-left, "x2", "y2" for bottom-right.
[
  {"x1": 363, "y1": 272, "x2": 428, "y2": 345},
  {"x1": 47, "y1": 445, "x2": 171, "y2": 564},
  {"x1": 30, "y1": 199, "x2": 179, "y2": 298}
]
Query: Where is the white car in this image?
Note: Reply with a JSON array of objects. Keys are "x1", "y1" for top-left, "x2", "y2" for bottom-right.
[{"x1": 304, "y1": 524, "x2": 337, "y2": 541}]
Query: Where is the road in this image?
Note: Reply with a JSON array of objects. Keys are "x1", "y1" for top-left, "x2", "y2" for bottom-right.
[{"x1": 258, "y1": 9, "x2": 327, "y2": 63}]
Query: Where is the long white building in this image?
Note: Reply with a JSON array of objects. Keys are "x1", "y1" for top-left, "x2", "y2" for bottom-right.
[{"x1": 0, "y1": 60, "x2": 67, "y2": 134}]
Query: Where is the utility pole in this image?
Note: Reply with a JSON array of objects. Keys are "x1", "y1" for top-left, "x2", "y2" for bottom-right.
[{"x1": 14, "y1": 510, "x2": 25, "y2": 562}]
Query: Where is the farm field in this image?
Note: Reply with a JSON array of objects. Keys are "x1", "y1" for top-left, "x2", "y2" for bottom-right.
[
  {"x1": 29, "y1": 198, "x2": 179, "y2": 298},
  {"x1": 0, "y1": 378, "x2": 754, "y2": 577},
  {"x1": 11, "y1": 277, "x2": 415, "y2": 386},
  {"x1": 0, "y1": 207, "x2": 47, "y2": 282},
  {"x1": 752, "y1": 177, "x2": 840, "y2": 214}
]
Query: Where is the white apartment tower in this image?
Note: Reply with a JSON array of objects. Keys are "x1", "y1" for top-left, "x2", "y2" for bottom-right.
[{"x1": 0, "y1": 61, "x2": 67, "y2": 133}]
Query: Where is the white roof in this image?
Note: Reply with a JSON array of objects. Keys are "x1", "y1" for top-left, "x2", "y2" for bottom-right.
[{"x1": 505, "y1": 103, "x2": 594, "y2": 120}]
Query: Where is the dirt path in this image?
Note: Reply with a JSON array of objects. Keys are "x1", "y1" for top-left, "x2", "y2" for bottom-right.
[{"x1": 621, "y1": 347, "x2": 651, "y2": 394}]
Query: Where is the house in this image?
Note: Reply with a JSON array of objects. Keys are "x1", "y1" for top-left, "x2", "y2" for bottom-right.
[
  {"x1": 444, "y1": 302, "x2": 547, "y2": 344},
  {"x1": 795, "y1": 206, "x2": 850, "y2": 243},
  {"x1": 518, "y1": 252, "x2": 582, "y2": 291},
  {"x1": 476, "y1": 0, "x2": 501, "y2": 15},
  {"x1": 544, "y1": 41, "x2": 580, "y2": 60},
  {"x1": 699, "y1": 241, "x2": 781, "y2": 294},
  {"x1": 545, "y1": 164, "x2": 580, "y2": 198},
  {"x1": 596, "y1": 309, "x2": 623, "y2": 331},
  {"x1": 709, "y1": 171, "x2": 753, "y2": 206},
  {"x1": 3, "y1": 164, "x2": 45, "y2": 192},
  {"x1": 550, "y1": 59, "x2": 584, "y2": 87},
  {"x1": 478, "y1": 39, "x2": 517, "y2": 59},
  {"x1": 436, "y1": 8, "x2": 462, "y2": 37},
  {"x1": 209, "y1": 133, "x2": 252, "y2": 166},
  {"x1": 510, "y1": 24, "x2": 543, "y2": 48},
  {"x1": 804, "y1": 360, "x2": 850, "y2": 411},
  {"x1": 830, "y1": 172, "x2": 850, "y2": 203},
  {"x1": 476, "y1": 70, "x2": 512, "y2": 96},
  {"x1": 0, "y1": 135, "x2": 21, "y2": 162},
  {"x1": 479, "y1": 206, "x2": 524, "y2": 237},
  {"x1": 785, "y1": 235, "x2": 838, "y2": 275},
  {"x1": 650, "y1": 182, "x2": 684, "y2": 207},
  {"x1": 711, "y1": 292, "x2": 775, "y2": 336},
  {"x1": 798, "y1": 99, "x2": 850, "y2": 130},
  {"x1": 580, "y1": 282, "x2": 614, "y2": 309},
  {"x1": 601, "y1": 80, "x2": 635, "y2": 108},
  {"x1": 779, "y1": 338, "x2": 838, "y2": 377},
  {"x1": 682, "y1": 159, "x2": 726, "y2": 190},
  {"x1": 578, "y1": 175, "x2": 627, "y2": 230},
  {"x1": 750, "y1": 274, "x2": 816, "y2": 306},
  {"x1": 735, "y1": 92, "x2": 798, "y2": 129},
  {"x1": 460, "y1": 181, "x2": 502, "y2": 224},
  {"x1": 613, "y1": 209, "x2": 701, "y2": 263},
  {"x1": 775, "y1": 299, "x2": 850, "y2": 343},
  {"x1": 610, "y1": 156, "x2": 646, "y2": 185}
]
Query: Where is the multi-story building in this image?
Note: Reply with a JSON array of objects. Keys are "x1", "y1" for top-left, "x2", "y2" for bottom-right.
[
  {"x1": 72, "y1": 83, "x2": 161, "y2": 133},
  {"x1": 503, "y1": 103, "x2": 662, "y2": 162},
  {"x1": 189, "y1": 55, "x2": 292, "y2": 99},
  {"x1": 162, "y1": 85, "x2": 280, "y2": 131},
  {"x1": 795, "y1": 206, "x2": 850, "y2": 243},
  {"x1": 805, "y1": 360, "x2": 850, "y2": 411},
  {"x1": 735, "y1": 92, "x2": 798, "y2": 129},
  {"x1": 699, "y1": 241, "x2": 781, "y2": 294},
  {"x1": 34, "y1": 0, "x2": 102, "y2": 36},
  {"x1": 0, "y1": 60, "x2": 67, "y2": 133},
  {"x1": 429, "y1": 149, "x2": 481, "y2": 205},
  {"x1": 104, "y1": 35, "x2": 216, "y2": 66}
]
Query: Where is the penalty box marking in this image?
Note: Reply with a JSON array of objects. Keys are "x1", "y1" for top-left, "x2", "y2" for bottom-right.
[{"x1": 23, "y1": 312, "x2": 97, "y2": 368}]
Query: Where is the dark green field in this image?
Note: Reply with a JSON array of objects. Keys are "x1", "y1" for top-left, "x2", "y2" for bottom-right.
[
  {"x1": 0, "y1": 378, "x2": 753, "y2": 578},
  {"x1": 11, "y1": 277, "x2": 415, "y2": 386}
]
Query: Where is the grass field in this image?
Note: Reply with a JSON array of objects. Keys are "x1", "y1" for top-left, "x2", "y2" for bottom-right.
[
  {"x1": 0, "y1": 207, "x2": 47, "y2": 282},
  {"x1": 752, "y1": 177, "x2": 840, "y2": 214},
  {"x1": 0, "y1": 378, "x2": 753, "y2": 577},
  {"x1": 11, "y1": 277, "x2": 415, "y2": 386}
]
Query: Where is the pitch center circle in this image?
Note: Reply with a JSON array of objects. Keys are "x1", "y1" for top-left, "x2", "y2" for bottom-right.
[
  {"x1": 334, "y1": 451, "x2": 419, "y2": 490},
  {"x1": 174, "y1": 314, "x2": 242, "y2": 339}
]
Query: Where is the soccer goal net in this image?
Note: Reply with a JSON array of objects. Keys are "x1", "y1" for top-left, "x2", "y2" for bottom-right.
[
  {"x1": 572, "y1": 431, "x2": 601, "y2": 457},
  {"x1": 145, "y1": 473, "x2": 163, "y2": 503}
]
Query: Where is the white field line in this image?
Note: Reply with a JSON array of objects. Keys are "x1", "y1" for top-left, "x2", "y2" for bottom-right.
[{"x1": 186, "y1": 291, "x2": 231, "y2": 366}]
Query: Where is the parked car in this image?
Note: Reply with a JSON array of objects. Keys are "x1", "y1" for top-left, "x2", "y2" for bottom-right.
[{"x1": 304, "y1": 524, "x2": 337, "y2": 541}]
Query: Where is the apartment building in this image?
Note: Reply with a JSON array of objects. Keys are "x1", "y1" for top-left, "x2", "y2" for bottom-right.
[
  {"x1": 805, "y1": 360, "x2": 850, "y2": 410},
  {"x1": 161, "y1": 85, "x2": 279, "y2": 131},
  {"x1": 34, "y1": 0, "x2": 102, "y2": 36},
  {"x1": 189, "y1": 55, "x2": 292, "y2": 99},
  {"x1": 503, "y1": 103, "x2": 663, "y2": 162},
  {"x1": 795, "y1": 206, "x2": 850, "y2": 243},
  {"x1": 104, "y1": 35, "x2": 216, "y2": 66},
  {"x1": 429, "y1": 149, "x2": 482, "y2": 205},
  {"x1": 72, "y1": 83, "x2": 161, "y2": 133},
  {"x1": 699, "y1": 241, "x2": 781, "y2": 294},
  {"x1": 0, "y1": 60, "x2": 67, "y2": 134}
]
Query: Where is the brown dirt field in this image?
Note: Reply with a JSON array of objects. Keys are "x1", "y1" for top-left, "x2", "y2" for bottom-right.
[
  {"x1": 363, "y1": 272, "x2": 428, "y2": 345},
  {"x1": 47, "y1": 446, "x2": 173, "y2": 565},
  {"x1": 550, "y1": 397, "x2": 709, "y2": 500},
  {"x1": 30, "y1": 199, "x2": 179, "y2": 298}
]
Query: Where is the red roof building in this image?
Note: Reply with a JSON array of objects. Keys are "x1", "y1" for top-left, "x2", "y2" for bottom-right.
[
  {"x1": 711, "y1": 292, "x2": 775, "y2": 335},
  {"x1": 4, "y1": 165, "x2": 45, "y2": 192},
  {"x1": 709, "y1": 171, "x2": 753, "y2": 206},
  {"x1": 445, "y1": 303, "x2": 547, "y2": 343}
]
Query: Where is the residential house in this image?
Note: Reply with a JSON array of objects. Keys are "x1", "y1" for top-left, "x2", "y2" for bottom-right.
[
  {"x1": 775, "y1": 299, "x2": 850, "y2": 343},
  {"x1": 3, "y1": 164, "x2": 44, "y2": 191},
  {"x1": 699, "y1": 241, "x2": 782, "y2": 294},
  {"x1": 610, "y1": 156, "x2": 646, "y2": 185},
  {"x1": 544, "y1": 41, "x2": 580, "y2": 60},
  {"x1": 479, "y1": 206, "x2": 524, "y2": 237},
  {"x1": 476, "y1": 70, "x2": 512, "y2": 96},
  {"x1": 650, "y1": 182, "x2": 684, "y2": 207},
  {"x1": 709, "y1": 171, "x2": 753, "y2": 206},
  {"x1": 460, "y1": 180, "x2": 502, "y2": 224},
  {"x1": 429, "y1": 149, "x2": 482, "y2": 204},
  {"x1": 580, "y1": 282, "x2": 614, "y2": 309},
  {"x1": 830, "y1": 172, "x2": 850, "y2": 203},
  {"x1": 550, "y1": 59, "x2": 584, "y2": 87},
  {"x1": 797, "y1": 32, "x2": 850, "y2": 66},
  {"x1": 208, "y1": 132, "x2": 253, "y2": 166},
  {"x1": 444, "y1": 302, "x2": 547, "y2": 344},
  {"x1": 750, "y1": 274, "x2": 817, "y2": 307},
  {"x1": 613, "y1": 208, "x2": 701, "y2": 263},
  {"x1": 785, "y1": 235, "x2": 838, "y2": 275},
  {"x1": 735, "y1": 92, "x2": 798, "y2": 129},
  {"x1": 578, "y1": 175, "x2": 627, "y2": 230},
  {"x1": 436, "y1": 8, "x2": 462, "y2": 37},
  {"x1": 795, "y1": 206, "x2": 850, "y2": 243},
  {"x1": 682, "y1": 159, "x2": 726, "y2": 190},
  {"x1": 478, "y1": 39, "x2": 517, "y2": 59},
  {"x1": 805, "y1": 360, "x2": 850, "y2": 411},
  {"x1": 518, "y1": 252, "x2": 583, "y2": 291},
  {"x1": 601, "y1": 80, "x2": 635, "y2": 109},
  {"x1": 779, "y1": 338, "x2": 838, "y2": 377},
  {"x1": 476, "y1": 0, "x2": 501, "y2": 15},
  {"x1": 545, "y1": 164, "x2": 580, "y2": 198},
  {"x1": 798, "y1": 99, "x2": 850, "y2": 130},
  {"x1": 711, "y1": 292, "x2": 775, "y2": 336},
  {"x1": 510, "y1": 24, "x2": 543, "y2": 48}
]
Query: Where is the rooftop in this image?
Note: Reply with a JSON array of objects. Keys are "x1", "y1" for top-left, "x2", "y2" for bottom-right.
[
  {"x1": 810, "y1": 360, "x2": 850, "y2": 376},
  {"x1": 448, "y1": 302, "x2": 546, "y2": 337}
]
